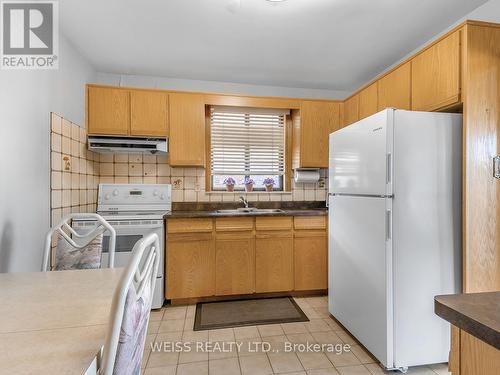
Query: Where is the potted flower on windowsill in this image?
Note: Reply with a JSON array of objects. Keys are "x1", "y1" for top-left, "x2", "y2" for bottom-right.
[
  {"x1": 223, "y1": 177, "x2": 236, "y2": 192},
  {"x1": 243, "y1": 177, "x2": 254, "y2": 192},
  {"x1": 263, "y1": 177, "x2": 275, "y2": 192}
]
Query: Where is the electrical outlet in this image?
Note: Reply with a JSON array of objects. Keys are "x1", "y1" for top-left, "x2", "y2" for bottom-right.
[{"x1": 318, "y1": 177, "x2": 325, "y2": 188}]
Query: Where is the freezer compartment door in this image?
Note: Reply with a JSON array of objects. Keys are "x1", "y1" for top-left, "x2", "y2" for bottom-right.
[
  {"x1": 329, "y1": 109, "x2": 393, "y2": 196},
  {"x1": 329, "y1": 195, "x2": 393, "y2": 368}
]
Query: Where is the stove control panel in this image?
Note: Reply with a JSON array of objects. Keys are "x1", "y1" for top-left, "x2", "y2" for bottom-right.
[{"x1": 98, "y1": 184, "x2": 172, "y2": 211}]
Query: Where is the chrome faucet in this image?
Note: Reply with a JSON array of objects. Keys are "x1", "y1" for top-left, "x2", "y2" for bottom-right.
[{"x1": 239, "y1": 196, "x2": 249, "y2": 208}]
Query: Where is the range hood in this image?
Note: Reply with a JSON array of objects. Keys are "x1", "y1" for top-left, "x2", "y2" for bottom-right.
[{"x1": 88, "y1": 136, "x2": 168, "y2": 154}]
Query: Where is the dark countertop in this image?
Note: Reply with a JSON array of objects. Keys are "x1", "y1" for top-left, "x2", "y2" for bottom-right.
[
  {"x1": 165, "y1": 201, "x2": 328, "y2": 219},
  {"x1": 435, "y1": 292, "x2": 500, "y2": 350},
  {"x1": 165, "y1": 208, "x2": 327, "y2": 218}
]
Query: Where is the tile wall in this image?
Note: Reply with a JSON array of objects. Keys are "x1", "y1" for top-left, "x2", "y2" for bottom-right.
[
  {"x1": 49, "y1": 113, "x2": 328, "y2": 214},
  {"x1": 98, "y1": 154, "x2": 328, "y2": 203},
  {"x1": 49, "y1": 113, "x2": 100, "y2": 225}
]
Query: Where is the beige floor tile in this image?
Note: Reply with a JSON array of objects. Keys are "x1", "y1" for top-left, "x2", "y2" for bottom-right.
[
  {"x1": 336, "y1": 330, "x2": 359, "y2": 346},
  {"x1": 208, "y1": 341, "x2": 239, "y2": 360},
  {"x1": 178, "y1": 343, "x2": 209, "y2": 364},
  {"x1": 258, "y1": 323, "x2": 285, "y2": 337},
  {"x1": 263, "y1": 334, "x2": 288, "y2": 352},
  {"x1": 294, "y1": 298, "x2": 311, "y2": 309},
  {"x1": 406, "y1": 366, "x2": 439, "y2": 374},
  {"x1": 350, "y1": 345, "x2": 376, "y2": 364},
  {"x1": 237, "y1": 337, "x2": 265, "y2": 357},
  {"x1": 182, "y1": 329, "x2": 209, "y2": 342},
  {"x1": 158, "y1": 318, "x2": 185, "y2": 333},
  {"x1": 364, "y1": 363, "x2": 392, "y2": 374},
  {"x1": 286, "y1": 332, "x2": 316, "y2": 344},
  {"x1": 142, "y1": 348, "x2": 151, "y2": 369},
  {"x1": 302, "y1": 308, "x2": 323, "y2": 319},
  {"x1": 283, "y1": 372, "x2": 307, "y2": 375},
  {"x1": 326, "y1": 351, "x2": 361, "y2": 367},
  {"x1": 184, "y1": 317, "x2": 195, "y2": 331},
  {"x1": 297, "y1": 352, "x2": 334, "y2": 370},
  {"x1": 209, "y1": 328, "x2": 235, "y2": 342},
  {"x1": 305, "y1": 319, "x2": 332, "y2": 333},
  {"x1": 306, "y1": 297, "x2": 328, "y2": 308},
  {"x1": 428, "y1": 363, "x2": 450, "y2": 375},
  {"x1": 147, "y1": 351, "x2": 179, "y2": 368},
  {"x1": 323, "y1": 318, "x2": 343, "y2": 331},
  {"x1": 311, "y1": 331, "x2": 343, "y2": 345},
  {"x1": 176, "y1": 361, "x2": 209, "y2": 375},
  {"x1": 234, "y1": 325, "x2": 260, "y2": 340},
  {"x1": 186, "y1": 305, "x2": 196, "y2": 319},
  {"x1": 313, "y1": 307, "x2": 331, "y2": 319},
  {"x1": 209, "y1": 357, "x2": 241, "y2": 375},
  {"x1": 336, "y1": 365, "x2": 371, "y2": 375},
  {"x1": 163, "y1": 306, "x2": 187, "y2": 320},
  {"x1": 307, "y1": 368, "x2": 340, "y2": 375},
  {"x1": 143, "y1": 364, "x2": 177, "y2": 375},
  {"x1": 150, "y1": 309, "x2": 165, "y2": 322},
  {"x1": 147, "y1": 321, "x2": 160, "y2": 335},
  {"x1": 268, "y1": 352, "x2": 304, "y2": 373},
  {"x1": 155, "y1": 331, "x2": 183, "y2": 342},
  {"x1": 239, "y1": 354, "x2": 273, "y2": 375},
  {"x1": 282, "y1": 322, "x2": 308, "y2": 334}
]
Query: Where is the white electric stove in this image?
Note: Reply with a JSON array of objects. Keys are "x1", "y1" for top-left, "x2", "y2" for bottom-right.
[{"x1": 73, "y1": 184, "x2": 171, "y2": 309}]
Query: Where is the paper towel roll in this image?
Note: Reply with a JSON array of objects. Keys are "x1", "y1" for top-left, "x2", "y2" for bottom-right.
[{"x1": 294, "y1": 169, "x2": 320, "y2": 183}]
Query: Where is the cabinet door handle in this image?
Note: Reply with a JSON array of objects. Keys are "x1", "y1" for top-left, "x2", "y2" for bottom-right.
[
  {"x1": 386, "y1": 210, "x2": 392, "y2": 240},
  {"x1": 494, "y1": 156, "x2": 500, "y2": 179}
]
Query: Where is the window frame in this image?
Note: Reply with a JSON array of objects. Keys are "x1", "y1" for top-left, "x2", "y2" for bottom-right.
[{"x1": 205, "y1": 105, "x2": 292, "y2": 193}]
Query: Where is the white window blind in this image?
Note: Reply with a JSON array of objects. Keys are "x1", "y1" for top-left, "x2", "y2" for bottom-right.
[{"x1": 210, "y1": 106, "x2": 287, "y2": 176}]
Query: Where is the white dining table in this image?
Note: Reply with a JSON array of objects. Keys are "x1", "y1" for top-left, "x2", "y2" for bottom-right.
[{"x1": 0, "y1": 268, "x2": 123, "y2": 375}]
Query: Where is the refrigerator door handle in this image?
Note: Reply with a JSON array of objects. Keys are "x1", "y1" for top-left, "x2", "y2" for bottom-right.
[
  {"x1": 386, "y1": 153, "x2": 392, "y2": 184},
  {"x1": 386, "y1": 209, "x2": 392, "y2": 240},
  {"x1": 494, "y1": 156, "x2": 500, "y2": 179}
]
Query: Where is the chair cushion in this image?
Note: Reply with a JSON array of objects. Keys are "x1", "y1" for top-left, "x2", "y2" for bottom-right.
[
  {"x1": 54, "y1": 233, "x2": 103, "y2": 270},
  {"x1": 113, "y1": 277, "x2": 152, "y2": 375}
]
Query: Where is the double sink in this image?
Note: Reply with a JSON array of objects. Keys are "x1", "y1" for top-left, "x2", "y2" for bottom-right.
[{"x1": 217, "y1": 208, "x2": 284, "y2": 214}]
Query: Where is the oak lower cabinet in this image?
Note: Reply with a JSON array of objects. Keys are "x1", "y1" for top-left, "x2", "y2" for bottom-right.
[
  {"x1": 294, "y1": 216, "x2": 328, "y2": 290},
  {"x1": 255, "y1": 231, "x2": 294, "y2": 293},
  {"x1": 166, "y1": 219, "x2": 215, "y2": 299},
  {"x1": 166, "y1": 215, "x2": 327, "y2": 300},
  {"x1": 215, "y1": 232, "x2": 255, "y2": 295}
]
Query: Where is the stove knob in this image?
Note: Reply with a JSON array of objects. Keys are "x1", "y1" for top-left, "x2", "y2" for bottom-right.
[
  {"x1": 160, "y1": 193, "x2": 166, "y2": 200},
  {"x1": 105, "y1": 194, "x2": 110, "y2": 200},
  {"x1": 153, "y1": 190, "x2": 159, "y2": 196},
  {"x1": 112, "y1": 189, "x2": 119, "y2": 196}
]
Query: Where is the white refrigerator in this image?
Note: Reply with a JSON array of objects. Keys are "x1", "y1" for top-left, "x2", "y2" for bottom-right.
[{"x1": 328, "y1": 109, "x2": 462, "y2": 371}]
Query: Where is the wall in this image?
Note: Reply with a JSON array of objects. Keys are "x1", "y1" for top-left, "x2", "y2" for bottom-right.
[
  {"x1": 95, "y1": 72, "x2": 349, "y2": 100},
  {"x1": 0, "y1": 36, "x2": 96, "y2": 272}
]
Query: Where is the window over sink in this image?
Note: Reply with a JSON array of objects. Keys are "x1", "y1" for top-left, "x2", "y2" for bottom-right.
[{"x1": 209, "y1": 106, "x2": 288, "y2": 192}]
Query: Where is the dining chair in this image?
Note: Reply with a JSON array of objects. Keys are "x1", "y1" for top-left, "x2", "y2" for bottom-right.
[
  {"x1": 99, "y1": 232, "x2": 160, "y2": 375},
  {"x1": 42, "y1": 213, "x2": 116, "y2": 271}
]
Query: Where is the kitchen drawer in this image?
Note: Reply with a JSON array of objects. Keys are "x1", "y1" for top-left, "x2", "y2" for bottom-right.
[
  {"x1": 294, "y1": 216, "x2": 326, "y2": 230},
  {"x1": 167, "y1": 218, "x2": 213, "y2": 234},
  {"x1": 216, "y1": 217, "x2": 254, "y2": 232},
  {"x1": 255, "y1": 216, "x2": 293, "y2": 231}
]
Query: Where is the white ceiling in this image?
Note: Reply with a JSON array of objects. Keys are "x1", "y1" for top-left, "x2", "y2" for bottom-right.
[{"x1": 61, "y1": 0, "x2": 488, "y2": 92}]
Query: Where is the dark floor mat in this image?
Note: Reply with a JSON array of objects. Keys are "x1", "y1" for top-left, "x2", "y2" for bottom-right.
[{"x1": 194, "y1": 297, "x2": 309, "y2": 331}]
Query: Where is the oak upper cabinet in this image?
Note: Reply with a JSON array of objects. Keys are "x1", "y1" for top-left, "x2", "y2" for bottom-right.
[
  {"x1": 294, "y1": 217, "x2": 327, "y2": 291},
  {"x1": 358, "y1": 82, "x2": 378, "y2": 120},
  {"x1": 169, "y1": 93, "x2": 206, "y2": 167},
  {"x1": 130, "y1": 90, "x2": 169, "y2": 137},
  {"x1": 298, "y1": 101, "x2": 341, "y2": 168},
  {"x1": 215, "y1": 218, "x2": 255, "y2": 296},
  {"x1": 411, "y1": 30, "x2": 461, "y2": 111},
  {"x1": 166, "y1": 219, "x2": 215, "y2": 299},
  {"x1": 255, "y1": 217, "x2": 294, "y2": 293},
  {"x1": 87, "y1": 86, "x2": 130, "y2": 135},
  {"x1": 378, "y1": 62, "x2": 411, "y2": 111},
  {"x1": 343, "y1": 94, "x2": 359, "y2": 126}
]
